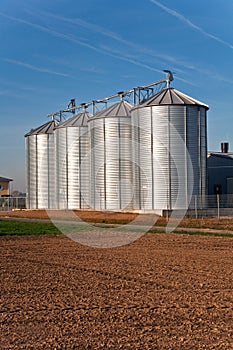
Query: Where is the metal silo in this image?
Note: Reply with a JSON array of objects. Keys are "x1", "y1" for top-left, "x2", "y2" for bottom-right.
[
  {"x1": 131, "y1": 87, "x2": 209, "y2": 211},
  {"x1": 55, "y1": 110, "x2": 91, "y2": 209},
  {"x1": 88, "y1": 100, "x2": 133, "y2": 210},
  {"x1": 25, "y1": 120, "x2": 58, "y2": 209}
]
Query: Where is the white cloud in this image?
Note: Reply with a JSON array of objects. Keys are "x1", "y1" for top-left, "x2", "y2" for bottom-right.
[
  {"x1": 149, "y1": 0, "x2": 233, "y2": 50},
  {"x1": 39, "y1": 11, "x2": 180, "y2": 66},
  {"x1": 3, "y1": 58, "x2": 71, "y2": 77},
  {"x1": 38, "y1": 11, "x2": 221, "y2": 85},
  {"x1": 0, "y1": 11, "x2": 165, "y2": 76},
  {"x1": 0, "y1": 9, "x2": 229, "y2": 86},
  {"x1": 100, "y1": 45, "x2": 195, "y2": 86}
]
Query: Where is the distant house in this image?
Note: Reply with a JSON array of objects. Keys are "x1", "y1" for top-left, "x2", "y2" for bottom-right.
[
  {"x1": 0, "y1": 176, "x2": 13, "y2": 197},
  {"x1": 207, "y1": 143, "x2": 233, "y2": 195}
]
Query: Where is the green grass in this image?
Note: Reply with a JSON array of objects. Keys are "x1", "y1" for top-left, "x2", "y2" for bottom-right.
[
  {"x1": 176, "y1": 231, "x2": 233, "y2": 238},
  {"x1": 1, "y1": 219, "x2": 233, "y2": 238},
  {"x1": 0, "y1": 220, "x2": 111, "y2": 236},
  {"x1": 0, "y1": 220, "x2": 61, "y2": 236}
]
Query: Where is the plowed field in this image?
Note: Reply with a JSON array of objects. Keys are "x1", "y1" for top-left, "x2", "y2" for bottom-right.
[{"x1": 1, "y1": 232, "x2": 233, "y2": 349}]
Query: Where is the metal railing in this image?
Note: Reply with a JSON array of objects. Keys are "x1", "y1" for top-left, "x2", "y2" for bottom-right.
[
  {"x1": 187, "y1": 194, "x2": 233, "y2": 218},
  {"x1": 1, "y1": 194, "x2": 233, "y2": 218},
  {"x1": 0, "y1": 197, "x2": 26, "y2": 211}
]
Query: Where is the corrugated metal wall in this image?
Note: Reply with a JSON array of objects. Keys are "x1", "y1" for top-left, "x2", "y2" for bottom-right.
[
  {"x1": 26, "y1": 135, "x2": 37, "y2": 208},
  {"x1": 89, "y1": 115, "x2": 133, "y2": 210},
  {"x1": 131, "y1": 105, "x2": 207, "y2": 210},
  {"x1": 26, "y1": 132, "x2": 56, "y2": 209},
  {"x1": 55, "y1": 125, "x2": 89, "y2": 209}
]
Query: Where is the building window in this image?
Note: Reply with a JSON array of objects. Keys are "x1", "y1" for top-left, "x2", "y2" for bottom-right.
[{"x1": 0, "y1": 185, "x2": 3, "y2": 190}]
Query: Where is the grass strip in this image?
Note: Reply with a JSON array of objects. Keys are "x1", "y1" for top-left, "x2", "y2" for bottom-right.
[
  {"x1": 0, "y1": 219, "x2": 61, "y2": 236},
  {"x1": 0, "y1": 219, "x2": 233, "y2": 238}
]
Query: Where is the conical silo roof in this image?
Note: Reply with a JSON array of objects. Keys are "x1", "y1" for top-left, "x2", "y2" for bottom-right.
[
  {"x1": 91, "y1": 100, "x2": 133, "y2": 120},
  {"x1": 25, "y1": 120, "x2": 59, "y2": 137},
  {"x1": 135, "y1": 88, "x2": 209, "y2": 109},
  {"x1": 56, "y1": 110, "x2": 92, "y2": 128}
]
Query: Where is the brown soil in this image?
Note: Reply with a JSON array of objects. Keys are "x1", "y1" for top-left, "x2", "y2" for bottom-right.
[
  {"x1": 0, "y1": 209, "x2": 138, "y2": 223},
  {"x1": 1, "y1": 233, "x2": 233, "y2": 349},
  {"x1": 1, "y1": 209, "x2": 233, "y2": 231}
]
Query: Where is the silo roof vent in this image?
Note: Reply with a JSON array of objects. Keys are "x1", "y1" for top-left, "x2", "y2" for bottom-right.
[
  {"x1": 91, "y1": 100, "x2": 133, "y2": 120},
  {"x1": 221, "y1": 142, "x2": 229, "y2": 153},
  {"x1": 136, "y1": 88, "x2": 209, "y2": 109},
  {"x1": 56, "y1": 110, "x2": 92, "y2": 128},
  {"x1": 24, "y1": 120, "x2": 59, "y2": 137}
]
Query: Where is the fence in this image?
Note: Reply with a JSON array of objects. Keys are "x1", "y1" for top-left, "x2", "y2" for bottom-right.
[
  {"x1": 0, "y1": 197, "x2": 26, "y2": 211},
  {"x1": 186, "y1": 194, "x2": 233, "y2": 218},
  {"x1": 0, "y1": 194, "x2": 233, "y2": 218}
]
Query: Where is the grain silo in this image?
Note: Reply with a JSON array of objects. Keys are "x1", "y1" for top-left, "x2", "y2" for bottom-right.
[
  {"x1": 88, "y1": 99, "x2": 133, "y2": 210},
  {"x1": 131, "y1": 87, "x2": 209, "y2": 212},
  {"x1": 25, "y1": 120, "x2": 58, "y2": 209},
  {"x1": 55, "y1": 109, "x2": 91, "y2": 209}
]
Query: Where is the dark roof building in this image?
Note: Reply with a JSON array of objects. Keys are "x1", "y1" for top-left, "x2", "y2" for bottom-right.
[
  {"x1": 207, "y1": 143, "x2": 233, "y2": 195},
  {"x1": 0, "y1": 176, "x2": 13, "y2": 197},
  {"x1": 0, "y1": 176, "x2": 13, "y2": 182}
]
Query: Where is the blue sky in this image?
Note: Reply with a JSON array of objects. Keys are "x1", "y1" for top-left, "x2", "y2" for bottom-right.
[{"x1": 0, "y1": 0, "x2": 232, "y2": 191}]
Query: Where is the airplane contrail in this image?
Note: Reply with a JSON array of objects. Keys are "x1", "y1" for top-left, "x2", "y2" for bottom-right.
[{"x1": 149, "y1": 0, "x2": 233, "y2": 50}]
